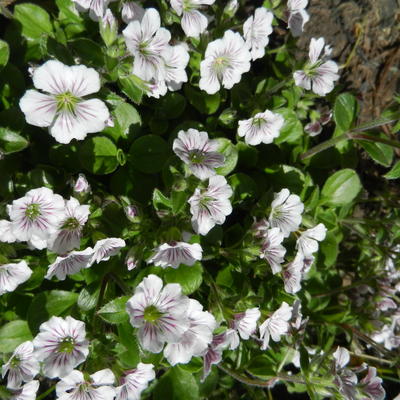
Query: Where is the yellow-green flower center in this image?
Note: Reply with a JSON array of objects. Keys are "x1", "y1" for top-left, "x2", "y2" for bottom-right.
[
  {"x1": 10, "y1": 356, "x2": 20, "y2": 368},
  {"x1": 55, "y1": 91, "x2": 80, "y2": 113},
  {"x1": 189, "y1": 150, "x2": 206, "y2": 164},
  {"x1": 143, "y1": 305, "x2": 163, "y2": 323},
  {"x1": 58, "y1": 336, "x2": 75, "y2": 353},
  {"x1": 25, "y1": 203, "x2": 41, "y2": 220},
  {"x1": 62, "y1": 217, "x2": 80, "y2": 231}
]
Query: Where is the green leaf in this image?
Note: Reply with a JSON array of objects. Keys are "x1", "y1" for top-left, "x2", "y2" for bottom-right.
[
  {"x1": 98, "y1": 296, "x2": 129, "y2": 324},
  {"x1": 333, "y1": 93, "x2": 357, "y2": 131},
  {"x1": 215, "y1": 138, "x2": 238, "y2": 176},
  {"x1": 117, "y1": 322, "x2": 140, "y2": 368},
  {"x1": 153, "y1": 188, "x2": 172, "y2": 211},
  {"x1": 274, "y1": 109, "x2": 303, "y2": 144},
  {"x1": 69, "y1": 38, "x2": 103, "y2": 66},
  {"x1": 112, "y1": 102, "x2": 141, "y2": 136},
  {"x1": 164, "y1": 263, "x2": 203, "y2": 295},
  {"x1": 0, "y1": 320, "x2": 32, "y2": 353},
  {"x1": 154, "y1": 366, "x2": 200, "y2": 400},
  {"x1": 384, "y1": 160, "x2": 400, "y2": 179},
  {"x1": 77, "y1": 283, "x2": 100, "y2": 311},
  {"x1": 321, "y1": 169, "x2": 362, "y2": 207},
  {"x1": 359, "y1": 141, "x2": 394, "y2": 167},
  {"x1": 27, "y1": 290, "x2": 79, "y2": 332},
  {"x1": 79, "y1": 136, "x2": 119, "y2": 175},
  {"x1": 0, "y1": 128, "x2": 29, "y2": 154},
  {"x1": 0, "y1": 40, "x2": 10, "y2": 67},
  {"x1": 129, "y1": 135, "x2": 169, "y2": 174},
  {"x1": 118, "y1": 74, "x2": 147, "y2": 104},
  {"x1": 184, "y1": 85, "x2": 220, "y2": 115},
  {"x1": 228, "y1": 173, "x2": 257, "y2": 204},
  {"x1": 171, "y1": 191, "x2": 188, "y2": 214},
  {"x1": 246, "y1": 355, "x2": 276, "y2": 379},
  {"x1": 13, "y1": 3, "x2": 53, "y2": 41},
  {"x1": 156, "y1": 93, "x2": 186, "y2": 119}
]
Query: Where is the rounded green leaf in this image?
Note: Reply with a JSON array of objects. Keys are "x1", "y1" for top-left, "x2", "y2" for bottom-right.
[
  {"x1": 0, "y1": 128, "x2": 29, "y2": 154},
  {"x1": 98, "y1": 296, "x2": 129, "y2": 324},
  {"x1": 215, "y1": 138, "x2": 238, "y2": 176},
  {"x1": 0, "y1": 320, "x2": 32, "y2": 353},
  {"x1": 333, "y1": 93, "x2": 357, "y2": 131},
  {"x1": 0, "y1": 40, "x2": 10, "y2": 67},
  {"x1": 321, "y1": 169, "x2": 362, "y2": 206},
  {"x1": 164, "y1": 263, "x2": 203, "y2": 295},
  {"x1": 384, "y1": 161, "x2": 400, "y2": 180},
  {"x1": 274, "y1": 109, "x2": 303, "y2": 144}
]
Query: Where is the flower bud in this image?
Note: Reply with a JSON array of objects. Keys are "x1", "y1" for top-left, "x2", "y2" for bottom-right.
[
  {"x1": 73, "y1": 174, "x2": 90, "y2": 194},
  {"x1": 122, "y1": 1, "x2": 145, "y2": 24},
  {"x1": 100, "y1": 9, "x2": 118, "y2": 47}
]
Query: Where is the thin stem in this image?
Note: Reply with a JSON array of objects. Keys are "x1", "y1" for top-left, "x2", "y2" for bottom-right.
[
  {"x1": 109, "y1": 273, "x2": 130, "y2": 295},
  {"x1": 312, "y1": 281, "x2": 368, "y2": 298},
  {"x1": 37, "y1": 385, "x2": 56, "y2": 400},
  {"x1": 348, "y1": 351, "x2": 393, "y2": 366}
]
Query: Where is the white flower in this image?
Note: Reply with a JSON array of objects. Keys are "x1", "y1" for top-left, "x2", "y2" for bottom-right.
[
  {"x1": 33, "y1": 316, "x2": 89, "y2": 378},
  {"x1": 287, "y1": 0, "x2": 309, "y2": 37},
  {"x1": 199, "y1": 30, "x2": 251, "y2": 94},
  {"x1": 56, "y1": 369, "x2": 116, "y2": 400},
  {"x1": 10, "y1": 380, "x2": 39, "y2": 400},
  {"x1": 170, "y1": 0, "x2": 215, "y2": 38},
  {"x1": 173, "y1": 129, "x2": 225, "y2": 180},
  {"x1": 123, "y1": 8, "x2": 171, "y2": 81},
  {"x1": 6, "y1": 187, "x2": 65, "y2": 249},
  {"x1": 147, "y1": 241, "x2": 202, "y2": 268},
  {"x1": 73, "y1": 174, "x2": 90, "y2": 194},
  {"x1": 162, "y1": 44, "x2": 190, "y2": 91},
  {"x1": 243, "y1": 7, "x2": 273, "y2": 60},
  {"x1": 47, "y1": 197, "x2": 90, "y2": 255},
  {"x1": 122, "y1": 1, "x2": 145, "y2": 24},
  {"x1": 238, "y1": 110, "x2": 284, "y2": 146},
  {"x1": 45, "y1": 248, "x2": 94, "y2": 281},
  {"x1": 223, "y1": 0, "x2": 238, "y2": 17},
  {"x1": 2, "y1": 341, "x2": 39, "y2": 389},
  {"x1": 19, "y1": 60, "x2": 110, "y2": 144},
  {"x1": 0, "y1": 220, "x2": 16, "y2": 243},
  {"x1": 73, "y1": 0, "x2": 115, "y2": 20},
  {"x1": 224, "y1": 328, "x2": 240, "y2": 350},
  {"x1": 116, "y1": 363, "x2": 155, "y2": 400},
  {"x1": 126, "y1": 274, "x2": 190, "y2": 353},
  {"x1": 92, "y1": 237, "x2": 126, "y2": 263},
  {"x1": 202, "y1": 333, "x2": 226, "y2": 381},
  {"x1": 293, "y1": 37, "x2": 339, "y2": 96},
  {"x1": 233, "y1": 307, "x2": 261, "y2": 340},
  {"x1": 164, "y1": 299, "x2": 216, "y2": 365},
  {"x1": 360, "y1": 367, "x2": 386, "y2": 400},
  {"x1": 333, "y1": 346, "x2": 350, "y2": 369},
  {"x1": 189, "y1": 175, "x2": 233, "y2": 236},
  {"x1": 268, "y1": 188, "x2": 304, "y2": 237},
  {"x1": 259, "y1": 302, "x2": 293, "y2": 350},
  {"x1": 283, "y1": 253, "x2": 303, "y2": 294},
  {"x1": 0, "y1": 261, "x2": 32, "y2": 296},
  {"x1": 296, "y1": 223, "x2": 327, "y2": 256},
  {"x1": 260, "y1": 228, "x2": 286, "y2": 274}
]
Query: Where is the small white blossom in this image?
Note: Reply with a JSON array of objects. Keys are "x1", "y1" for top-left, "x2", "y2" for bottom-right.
[
  {"x1": 0, "y1": 261, "x2": 32, "y2": 296},
  {"x1": 225, "y1": 328, "x2": 240, "y2": 350},
  {"x1": 223, "y1": 0, "x2": 238, "y2": 17},
  {"x1": 333, "y1": 346, "x2": 350, "y2": 369},
  {"x1": 296, "y1": 223, "x2": 327, "y2": 256},
  {"x1": 170, "y1": 0, "x2": 215, "y2": 38},
  {"x1": 164, "y1": 299, "x2": 216, "y2": 365},
  {"x1": 2, "y1": 341, "x2": 39, "y2": 389},
  {"x1": 233, "y1": 307, "x2": 261, "y2": 340},
  {"x1": 287, "y1": 0, "x2": 309, "y2": 37},
  {"x1": 10, "y1": 380, "x2": 39, "y2": 400},
  {"x1": 92, "y1": 237, "x2": 126, "y2": 263},
  {"x1": 126, "y1": 274, "x2": 190, "y2": 353},
  {"x1": 173, "y1": 129, "x2": 225, "y2": 180},
  {"x1": 47, "y1": 197, "x2": 90, "y2": 255},
  {"x1": 294, "y1": 37, "x2": 339, "y2": 96},
  {"x1": 33, "y1": 316, "x2": 89, "y2": 378},
  {"x1": 269, "y1": 188, "x2": 304, "y2": 237},
  {"x1": 56, "y1": 369, "x2": 116, "y2": 400},
  {"x1": 243, "y1": 7, "x2": 273, "y2": 61},
  {"x1": 116, "y1": 363, "x2": 155, "y2": 400},
  {"x1": 19, "y1": 60, "x2": 110, "y2": 144},
  {"x1": 73, "y1": 0, "x2": 115, "y2": 20},
  {"x1": 304, "y1": 121, "x2": 322, "y2": 136},
  {"x1": 259, "y1": 302, "x2": 293, "y2": 350},
  {"x1": 162, "y1": 44, "x2": 190, "y2": 91},
  {"x1": 189, "y1": 175, "x2": 233, "y2": 236},
  {"x1": 199, "y1": 30, "x2": 251, "y2": 94},
  {"x1": 360, "y1": 367, "x2": 386, "y2": 400},
  {"x1": 45, "y1": 247, "x2": 94, "y2": 281},
  {"x1": 283, "y1": 253, "x2": 303, "y2": 294},
  {"x1": 238, "y1": 110, "x2": 284, "y2": 146},
  {"x1": 202, "y1": 333, "x2": 226, "y2": 381},
  {"x1": 123, "y1": 8, "x2": 171, "y2": 81},
  {"x1": 260, "y1": 228, "x2": 286, "y2": 274},
  {"x1": 73, "y1": 174, "x2": 90, "y2": 194},
  {"x1": 148, "y1": 241, "x2": 202, "y2": 268},
  {"x1": 122, "y1": 1, "x2": 145, "y2": 24},
  {"x1": 0, "y1": 220, "x2": 16, "y2": 243}
]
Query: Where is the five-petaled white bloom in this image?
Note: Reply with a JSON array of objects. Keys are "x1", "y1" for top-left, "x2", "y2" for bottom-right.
[
  {"x1": 33, "y1": 316, "x2": 89, "y2": 378},
  {"x1": 268, "y1": 188, "x2": 304, "y2": 238},
  {"x1": 296, "y1": 223, "x2": 327, "y2": 256},
  {"x1": 147, "y1": 241, "x2": 203, "y2": 268},
  {"x1": 73, "y1": 0, "x2": 115, "y2": 20},
  {"x1": 243, "y1": 7, "x2": 273, "y2": 60},
  {"x1": 45, "y1": 248, "x2": 94, "y2": 281},
  {"x1": 287, "y1": 0, "x2": 309, "y2": 37},
  {"x1": 2, "y1": 341, "x2": 39, "y2": 389},
  {"x1": 173, "y1": 129, "x2": 225, "y2": 180},
  {"x1": 259, "y1": 302, "x2": 293, "y2": 350},
  {"x1": 293, "y1": 37, "x2": 339, "y2": 96},
  {"x1": 0, "y1": 261, "x2": 32, "y2": 296},
  {"x1": 189, "y1": 175, "x2": 233, "y2": 236},
  {"x1": 126, "y1": 274, "x2": 189, "y2": 353},
  {"x1": 238, "y1": 110, "x2": 284, "y2": 146},
  {"x1": 123, "y1": 8, "x2": 171, "y2": 81},
  {"x1": 164, "y1": 299, "x2": 216, "y2": 365},
  {"x1": 115, "y1": 363, "x2": 155, "y2": 400},
  {"x1": 283, "y1": 252, "x2": 303, "y2": 294},
  {"x1": 47, "y1": 197, "x2": 90, "y2": 255},
  {"x1": 10, "y1": 380, "x2": 39, "y2": 400},
  {"x1": 92, "y1": 237, "x2": 126, "y2": 263},
  {"x1": 260, "y1": 228, "x2": 286, "y2": 274},
  {"x1": 200, "y1": 30, "x2": 251, "y2": 94},
  {"x1": 233, "y1": 307, "x2": 261, "y2": 340},
  {"x1": 56, "y1": 369, "x2": 116, "y2": 400},
  {"x1": 122, "y1": 1, "x2": 145, "y2": 24},
  {"x1": 19, "y1": 60, "x2": 110, "y2": 144},
  {"x1": 6, "y1": 187, "x2": 65, "y2": 249},
  {"x1": 170, "y1": 0, "x2": 215, "y2": 38}
]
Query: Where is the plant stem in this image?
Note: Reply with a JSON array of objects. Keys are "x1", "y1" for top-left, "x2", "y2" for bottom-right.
[
  {"x1": 312, "y1": 281, "x2": 368, "y2": 297},
  {"x1": 37, "y1": 385, "x2": 56, "y2": 400},
  {"x1": 348, "y1": 351, "x2": 393, "y2": 366}
]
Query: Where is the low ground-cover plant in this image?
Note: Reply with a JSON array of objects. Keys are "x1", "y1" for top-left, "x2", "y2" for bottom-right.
[{"x1": 0, "y1": 0, "x2": 399, "y2": 399}]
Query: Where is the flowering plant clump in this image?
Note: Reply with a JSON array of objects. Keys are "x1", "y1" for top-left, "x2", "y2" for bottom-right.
[{"x1": 0, "y1": 0, "x2": 399, "y2": 399}]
